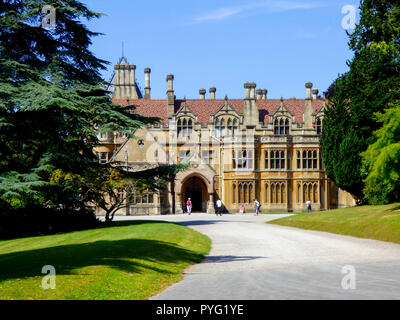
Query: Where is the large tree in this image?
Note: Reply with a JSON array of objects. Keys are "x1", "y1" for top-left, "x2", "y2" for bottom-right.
[
  {"x1": 321, "y1": 0, "x2": 400, "y2": 202},
  {"x1": 0, "y1": 0, "x2": 180, "y2": 213}
]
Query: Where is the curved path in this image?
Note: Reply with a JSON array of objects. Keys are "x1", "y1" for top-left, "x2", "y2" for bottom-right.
[{"x1": 115, "y1": 213, "x2": 400, "y2": 300}]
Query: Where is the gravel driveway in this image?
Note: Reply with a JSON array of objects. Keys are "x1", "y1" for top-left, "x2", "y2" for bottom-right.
[{"x1": 114, "y1": 213, "x2": 400, "y2": 300}]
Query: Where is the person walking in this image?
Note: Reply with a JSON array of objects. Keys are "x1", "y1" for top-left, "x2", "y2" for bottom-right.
[
  {"x1": 240, "y1": 204, "x2": 245, "y2": 215},
  {"x1": 306, "y1": 200, "x2": 312, "y2": 213},
  {"x1": 186, "y1": 198, "x2": 192, "y2": 215},
  {"x1": 216, "y1": 199, "x2": 223, "y2": 216},
  {"x1": 254, "y1": 199, "x2": 261, "y2": 216}
]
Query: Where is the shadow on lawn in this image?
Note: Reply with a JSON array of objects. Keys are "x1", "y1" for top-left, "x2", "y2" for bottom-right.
[{"x1": 0, "y1": 238, "x2": 204, "y2": 283}]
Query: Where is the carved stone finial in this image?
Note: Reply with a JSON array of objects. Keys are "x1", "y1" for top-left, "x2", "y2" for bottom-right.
[{"x1": 225, "y1": 94, "x2": 228, "y2": 100}]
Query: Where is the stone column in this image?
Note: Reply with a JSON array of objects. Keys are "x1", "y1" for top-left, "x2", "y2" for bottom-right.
[
  {"x1": 175, "y1": 193, "x2": 183, "y2": 214},
  {"x1": 207, "y1": 193, "x2": 215, "y2": 214}
]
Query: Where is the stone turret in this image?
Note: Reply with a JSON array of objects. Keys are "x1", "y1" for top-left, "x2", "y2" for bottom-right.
[{"x1": 112, "y1": 58, "x2": 139, "y2": 99}]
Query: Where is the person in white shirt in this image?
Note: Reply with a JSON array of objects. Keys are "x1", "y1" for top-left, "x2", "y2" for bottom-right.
[
  {"x1": 306, "y1": 200, "x2": 312, "y2": 213},
  {"x1": 254, "y1": 199, "x2": 260, "y2": 216},
  {"x1": 216, "y1": 199, "x2": 223, "y2": 216}
]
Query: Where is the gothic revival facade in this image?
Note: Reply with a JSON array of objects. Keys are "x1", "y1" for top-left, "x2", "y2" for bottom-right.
[{"x1": 94, "y1": 58, "x2": 355, "y2": 215}]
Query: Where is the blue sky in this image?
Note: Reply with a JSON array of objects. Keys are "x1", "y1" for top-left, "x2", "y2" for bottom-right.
[{"x1": 82, "y1": 0, "x2": 360, "y2": 99}]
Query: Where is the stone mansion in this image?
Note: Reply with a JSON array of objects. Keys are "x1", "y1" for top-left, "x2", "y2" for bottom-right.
[{"x1": 94, "y1": 57, "x2": 355, "y2": 215}]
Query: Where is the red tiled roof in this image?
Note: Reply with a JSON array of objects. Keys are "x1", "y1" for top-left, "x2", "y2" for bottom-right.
[{"x1": 112, "y1": 98, "x2": 325, "y2": 125}]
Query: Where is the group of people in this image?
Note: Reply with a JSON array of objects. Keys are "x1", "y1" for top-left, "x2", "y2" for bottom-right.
[
  {"x1": 185, "y1": 198, "x2": 262, "y2": 216},
  {"x1": 185, "y1": 198, "x2": 312, "y2": 215}
]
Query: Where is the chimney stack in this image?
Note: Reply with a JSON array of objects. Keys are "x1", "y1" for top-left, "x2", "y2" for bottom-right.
[
  {"x1": 249, "y1": 83, "x2": 256, "y2": 100},
  {"x1": 144, "y1": 68, "x2": 151, "y2": 99},
  {"x1": 262, "y1": 89, "x2": 268, "y2": 100},
  {"x1": 199, "y1": 89, "x2": 206, "y2": 100},
  {"x1": 312, "y1": 89, "x2": 319, "y2": 100},
  {"x1": 166, "y1": 74, "x2": 175, "y2": 118},
  {"x1": 209, "y1": 87, "x2": 216, "y2": 100},
  {"x1": 113, "y1": 63, "x2": 139, "y2": 99},
  {"x1": 244, "y1": 83, "x2": 251, "y2": 99},
  {"x1": 256, "y1": 89, "x2": 262, "y2": 100},
  {"x1": 305, "y1": 82, "x2": 313, "y2": 100}
]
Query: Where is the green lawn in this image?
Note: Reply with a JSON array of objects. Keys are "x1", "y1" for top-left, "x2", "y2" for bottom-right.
[
  {"x1": 0, "y1": 221, "x2": 211, "y2": 300},
  {"x1": 269, "y1": 203, "x2": 400, "y2": 244}
]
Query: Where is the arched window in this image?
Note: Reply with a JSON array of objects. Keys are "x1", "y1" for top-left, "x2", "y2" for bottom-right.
[
  {"x1": 182, "y1": 119, "x2": 187, "y2": 137},
  {"x1": 277, "y1": 184, "x2": 281, "y2": 203},
  {"x1": 233, "y1": 119, "x2": 238, "y2": 136},
  {"x1": 297, "y1": 151, "x2": 301, "y2": 169},
  {"x1": 297, "y1": 183, "x2": 301, "y2": 203},
  {"x1": 221, "y1": 119, "x2": 226, "y2": 137},
  {"x1": 249, "y1": 184, "x2": 253, "y2": 204},
  {"x1": 313, "y1": 151, "x2": 318, "y2": 169},
  {"x1": 270, "y1": 151, "x2": 275, "y2": 169},
  {"x1": 316, "y1": 118, "x2": 322, "y2": 135},
  {"x1": 313, "y1": 183, "x2": 318, "y2": 203},
  {"x1": 227, "y1": 119, "x2": 233, "y2": 136},
  {"x1": 177, "y1": 117, "x2": 194, "y2": 138},
  {"x1": 177, "y1": 119, "x2": 182, "y2": 136},
  {"x1": 215, "y1": 119, "x2": 220, "y2": 138},
  {"x1": 303, "y1": 183, "x2": 308, "y2": 202},
  {"x1": 285, "y1": 119, "x2": 290, "y2": 135},
  {"x1": 188, "y1": 119, "x2": 193, "y2": 136},
  {"x1": 281, "y1": 151, "x2": 285, "y2": 169},
  {"x1": 274, "y1": 118, "x2": 290, "y2": 136},
  {"x1": 271, "y1": 184, "x2": 276, "y2": 204},
  {"x1": 282, "y1": 183, "x2": 286, "y2": 204}
]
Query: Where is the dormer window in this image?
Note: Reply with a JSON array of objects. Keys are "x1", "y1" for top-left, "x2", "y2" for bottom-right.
[
  {"x1": 274, "y1": 118, "x2": 290, "y2": 135},
  {"x1": 316, "y1": 118, "x2": 322, "y2": 135},
  {"x1": 177, "y1": 117, "x2": 193, "y2": 138},
  {"x1": 215, "y1": 117, "x2": 239, "y2": 138}
]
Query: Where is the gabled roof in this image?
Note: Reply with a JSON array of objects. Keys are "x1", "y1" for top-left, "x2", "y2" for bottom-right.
[{"x1": 112, "y1": 98, "x2": 325, "y2": 125}]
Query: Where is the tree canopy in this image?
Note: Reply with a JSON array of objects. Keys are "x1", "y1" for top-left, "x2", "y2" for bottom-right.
[
  {"x1": 321, "y1": 0, "x2": 400, "y2": 203},
  {"x1": 0, "y1": 0, "x2": 183, "y2": 217}
]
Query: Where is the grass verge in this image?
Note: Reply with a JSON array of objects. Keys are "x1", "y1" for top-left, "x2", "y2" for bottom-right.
[
  {"x1": 268, "y1": 203, "x2": 400, "y2": 244},
  {"x1": 0, "y1": 220, "x2": 211, "y2": 300}
]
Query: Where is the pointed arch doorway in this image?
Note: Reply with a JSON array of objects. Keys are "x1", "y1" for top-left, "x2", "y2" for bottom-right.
[{"x1": 181, "y1": 176, "x2": 208, "y2": 212}]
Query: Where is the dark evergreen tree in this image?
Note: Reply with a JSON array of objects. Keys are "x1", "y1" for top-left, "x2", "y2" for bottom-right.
[
  {"x1": 0, "y1": 0, "x2": 179, "y2": 212},
  {"x1": 321, "y1": 0, "x2": 400, "y2": 202}
]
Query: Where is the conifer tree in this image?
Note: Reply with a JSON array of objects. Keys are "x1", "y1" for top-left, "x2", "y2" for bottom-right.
[
  {"x1": 322, "y1": 0, "x2": 400, "y2": 202},
  {"x1": 0, "y1": 0, "x2": 181, "y2": 212}
]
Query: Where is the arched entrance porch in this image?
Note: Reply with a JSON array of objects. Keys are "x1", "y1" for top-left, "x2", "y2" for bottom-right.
[
  {"x1": 181, "y1": 176, "x2": 208, "y2": 212},
  {"x1": 175, "y1": 166, "x2": 216, "y2": 214}
]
